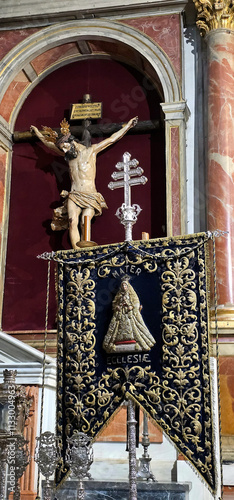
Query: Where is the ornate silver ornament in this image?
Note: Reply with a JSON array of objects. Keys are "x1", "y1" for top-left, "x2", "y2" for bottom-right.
[
  {"x1": 35, "y1": 431, "x2": 60, "y2": 500},
  {"x1": 65, "y1": 431, "x2": 93, "y2": 500},
  {"x1": 108, "y1": 152, "x2": 147, "y2": 241}
]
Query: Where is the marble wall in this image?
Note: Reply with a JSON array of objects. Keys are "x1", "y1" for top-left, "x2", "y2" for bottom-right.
[{"x1": 123, "y1": 15, "x2": 182, "y2": 79}]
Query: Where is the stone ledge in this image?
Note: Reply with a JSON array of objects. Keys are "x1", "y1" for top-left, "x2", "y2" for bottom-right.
[
  {"x1": 222, "y1": 436, "x2": 234, "y2": 462},
  {"x1": 51, "y1": 480, "x2": 191, "y2": 500},
  {"x1": 0, "y1": 0, "x2": 188, "y2": 24}
]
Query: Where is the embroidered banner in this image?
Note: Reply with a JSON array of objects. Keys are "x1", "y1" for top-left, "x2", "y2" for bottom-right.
[{"x1": 54, "y1": 233, "x2": 216, "y2": 491}]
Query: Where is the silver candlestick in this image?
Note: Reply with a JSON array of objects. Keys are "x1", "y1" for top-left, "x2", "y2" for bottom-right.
[
  {"x1": 0, "y1": 370, "x2": 32, "y2": 500},
  {"x1": 65, "y1": 431, "x2": 93, "y2": 500},
  {"x1": 0, "y1": 440, "x2": 8, "y2": 500},
  {"x1": 128, "y1": 399, "x2": 138, "y2": 500},
  {"x1": 7, "y1": 434, "x2": 30, "y2": 500},
  {"x1": 35, "y1": 431, "x2": 60, "y2": 500},
  {"x1": 108, "y1": 152, "x2": 147, "y2": 241},
  {"x1": 137, "y1": 412, "x2": 156, "y2": 482}
]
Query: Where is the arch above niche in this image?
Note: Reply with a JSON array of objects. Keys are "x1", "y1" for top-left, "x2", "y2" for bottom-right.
[
  {"x1": 10, "y1": 50, "x2": 165, "y2": 130},
  {"x1": 0, "y1": 19, "x2": 182, "y2": 132}
]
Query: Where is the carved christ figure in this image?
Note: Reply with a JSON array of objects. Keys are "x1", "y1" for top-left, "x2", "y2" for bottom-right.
[
  {"x1": 103, "y1": 279, "x2": 155, "y2": 353},
  {"x1": 31, "y1": 117, "x2": 138, "y2": 248}
]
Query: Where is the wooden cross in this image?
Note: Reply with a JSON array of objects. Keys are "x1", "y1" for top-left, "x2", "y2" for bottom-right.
[{"x1": 13, "y1": 91, "x2": 161, "y2": 143}]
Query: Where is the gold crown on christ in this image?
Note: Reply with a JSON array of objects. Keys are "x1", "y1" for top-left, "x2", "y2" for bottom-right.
[{"x1": 42, "y1": 118, "x2": 71, "y2": 144}]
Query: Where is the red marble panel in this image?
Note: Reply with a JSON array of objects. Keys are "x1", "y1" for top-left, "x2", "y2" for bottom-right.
[
  {"x1": 89, "y1": 39, "x2": 135, "y2": 63},
  {"x1": 0, "y1": 28, "x2": 39, "y2": 61},
  {"x1": 31, "y1": 43, "x2": 79, "y2": 74},
  {"x1": 220, "y1": 357, "x2": 234, "y2": 434},
  {"x1": 171, "y1": 126, "x2": 181, "y2": 236},
  {"x1": 223, "y1": 486, "x2": 234, "y2": 497},
  {"x1": 20, "y1": 386, "x2": 38, "y2": 497},
  {"x1": 208, "y1": 42, "x2": 234, "y2": 160},
  {"x1": 0, "y1": 71, "x2": 30, "y2": 122},
  {"x1": 208, "y1": 159, "x2": 234, "y2": 305},
  {"x1": 122, "y1": 15, "x2": 181, "y2": 78},
  {"x1": 97, "y1": 406, "x2": 162, "y2": 442},
  {"x1": 207, "y1": 32, "x2": 234, "y2": 306}
]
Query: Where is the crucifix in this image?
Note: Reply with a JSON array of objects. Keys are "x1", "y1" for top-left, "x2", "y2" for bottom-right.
[
  {"x1": 30, "y1": 94, "x2": 139, "y2": 249},
  {"x1": 21, "y1": 93, "x2": 160, "y2": 249}
]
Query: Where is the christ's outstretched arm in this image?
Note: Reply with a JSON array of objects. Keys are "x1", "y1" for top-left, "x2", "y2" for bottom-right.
[
  {"x1": 93, "y1": 116, "x2": 138, "y2": 155},
  {"x1": 30, "y1": 126, "x2": 64, "y2": 156}
]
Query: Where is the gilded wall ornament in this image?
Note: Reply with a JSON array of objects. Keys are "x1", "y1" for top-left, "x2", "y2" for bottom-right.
[{"x1": 193, "y1": 0, "x2": 234, "y2": 34}]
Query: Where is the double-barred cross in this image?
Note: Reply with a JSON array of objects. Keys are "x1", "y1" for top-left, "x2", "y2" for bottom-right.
[{"x1": 108, "y1": 152, "x2": 148, "y2": 241}]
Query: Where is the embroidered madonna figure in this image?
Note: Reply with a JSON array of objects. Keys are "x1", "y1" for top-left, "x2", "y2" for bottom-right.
[{"x1": 102, "y1": 279, "x2": 155, "y2": 353}]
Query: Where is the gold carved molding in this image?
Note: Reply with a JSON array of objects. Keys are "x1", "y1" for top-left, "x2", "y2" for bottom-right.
[{"x1": 193, "y1": 0, "x2": 234, "y2": 35}]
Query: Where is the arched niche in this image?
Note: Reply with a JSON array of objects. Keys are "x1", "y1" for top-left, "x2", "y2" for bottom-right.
[
  {"x1": 2, "y1": 56, "x2": 165, "y2": 330},
  {"x1": 0, "y1": 19, "x2": 188, "y2": 331}
]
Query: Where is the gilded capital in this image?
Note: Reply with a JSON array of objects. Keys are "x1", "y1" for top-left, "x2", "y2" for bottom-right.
[{"x1": 193, "y1": 0, "x2": 234, "y2": 35}]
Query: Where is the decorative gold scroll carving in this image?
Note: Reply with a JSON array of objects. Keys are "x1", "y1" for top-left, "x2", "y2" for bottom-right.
[{"x1": 193, "y1": 0, "x2": 234, "y2": 35}]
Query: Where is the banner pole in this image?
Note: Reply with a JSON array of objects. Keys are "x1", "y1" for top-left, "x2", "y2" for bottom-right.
[
  {"x1": 108, "y1": 151, "x2": 148, "y2": 500},
  {"x1": 124, "y1": 210, "x2": 137, "y2": 500},
  {"x1": 128, "y1": 398, "x2": 138, "y2": 500}
]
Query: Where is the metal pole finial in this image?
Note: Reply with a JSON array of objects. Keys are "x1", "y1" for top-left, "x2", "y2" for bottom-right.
[{"x1": 108, "y1": 152, "x2": 148, "y2": 242}]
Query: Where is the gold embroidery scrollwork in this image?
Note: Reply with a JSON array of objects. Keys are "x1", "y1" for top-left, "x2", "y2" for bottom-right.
[
  {"x1": 89, "y1": 365, "x2": 162, "y2": 437},
  {"x1": 160, "y1": 246, "x2": 213, "y2": 481},
  {"x1": 98, "y1": 255, "x2": 126, "y2": 277},
  {"x1": 97, "y1": 252, "x2": 157, "y2": 278},
  {"x1": 64, "y1": 266, "x2": 97, "y2": 435},
  {"x1": 197, "y1": 243, "x2": 213, "y2": 481}
]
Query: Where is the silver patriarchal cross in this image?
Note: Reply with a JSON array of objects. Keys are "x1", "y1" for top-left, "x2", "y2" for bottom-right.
[{"x1": 108, "y1": 152, "x2": 148, "y2": 241}]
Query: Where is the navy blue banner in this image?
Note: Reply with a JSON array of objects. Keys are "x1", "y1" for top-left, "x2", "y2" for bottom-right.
[{"x1": 54, "y1": 233, "x2": 216, "y2": 492}]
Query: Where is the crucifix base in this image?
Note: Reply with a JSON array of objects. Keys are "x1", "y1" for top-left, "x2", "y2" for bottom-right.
[
  {"x1": 77, "y1": 215, "x2": 97, "y2": 248},
  {"x1": 76, "y1": 241, "x2": 97, "y2": 248}
]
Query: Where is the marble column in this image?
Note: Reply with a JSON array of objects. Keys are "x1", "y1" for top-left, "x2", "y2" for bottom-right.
[
  {"x1": 193, "y1": 0, "x2": 234, "y2": 317},
  {"x1": 207, "y1": 29, "x2": 234, "y2": 316}
]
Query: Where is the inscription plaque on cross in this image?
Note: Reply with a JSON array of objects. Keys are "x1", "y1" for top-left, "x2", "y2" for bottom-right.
[
  {"x1": 70, "y1": 93, "x2": 102, "y2": 121},
  {"x1": 70, "y1": 93, "x2": 102, "y2": 148},
  {"x1": 108, "y1": 152, "x2": 148, "y2": 241}
]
